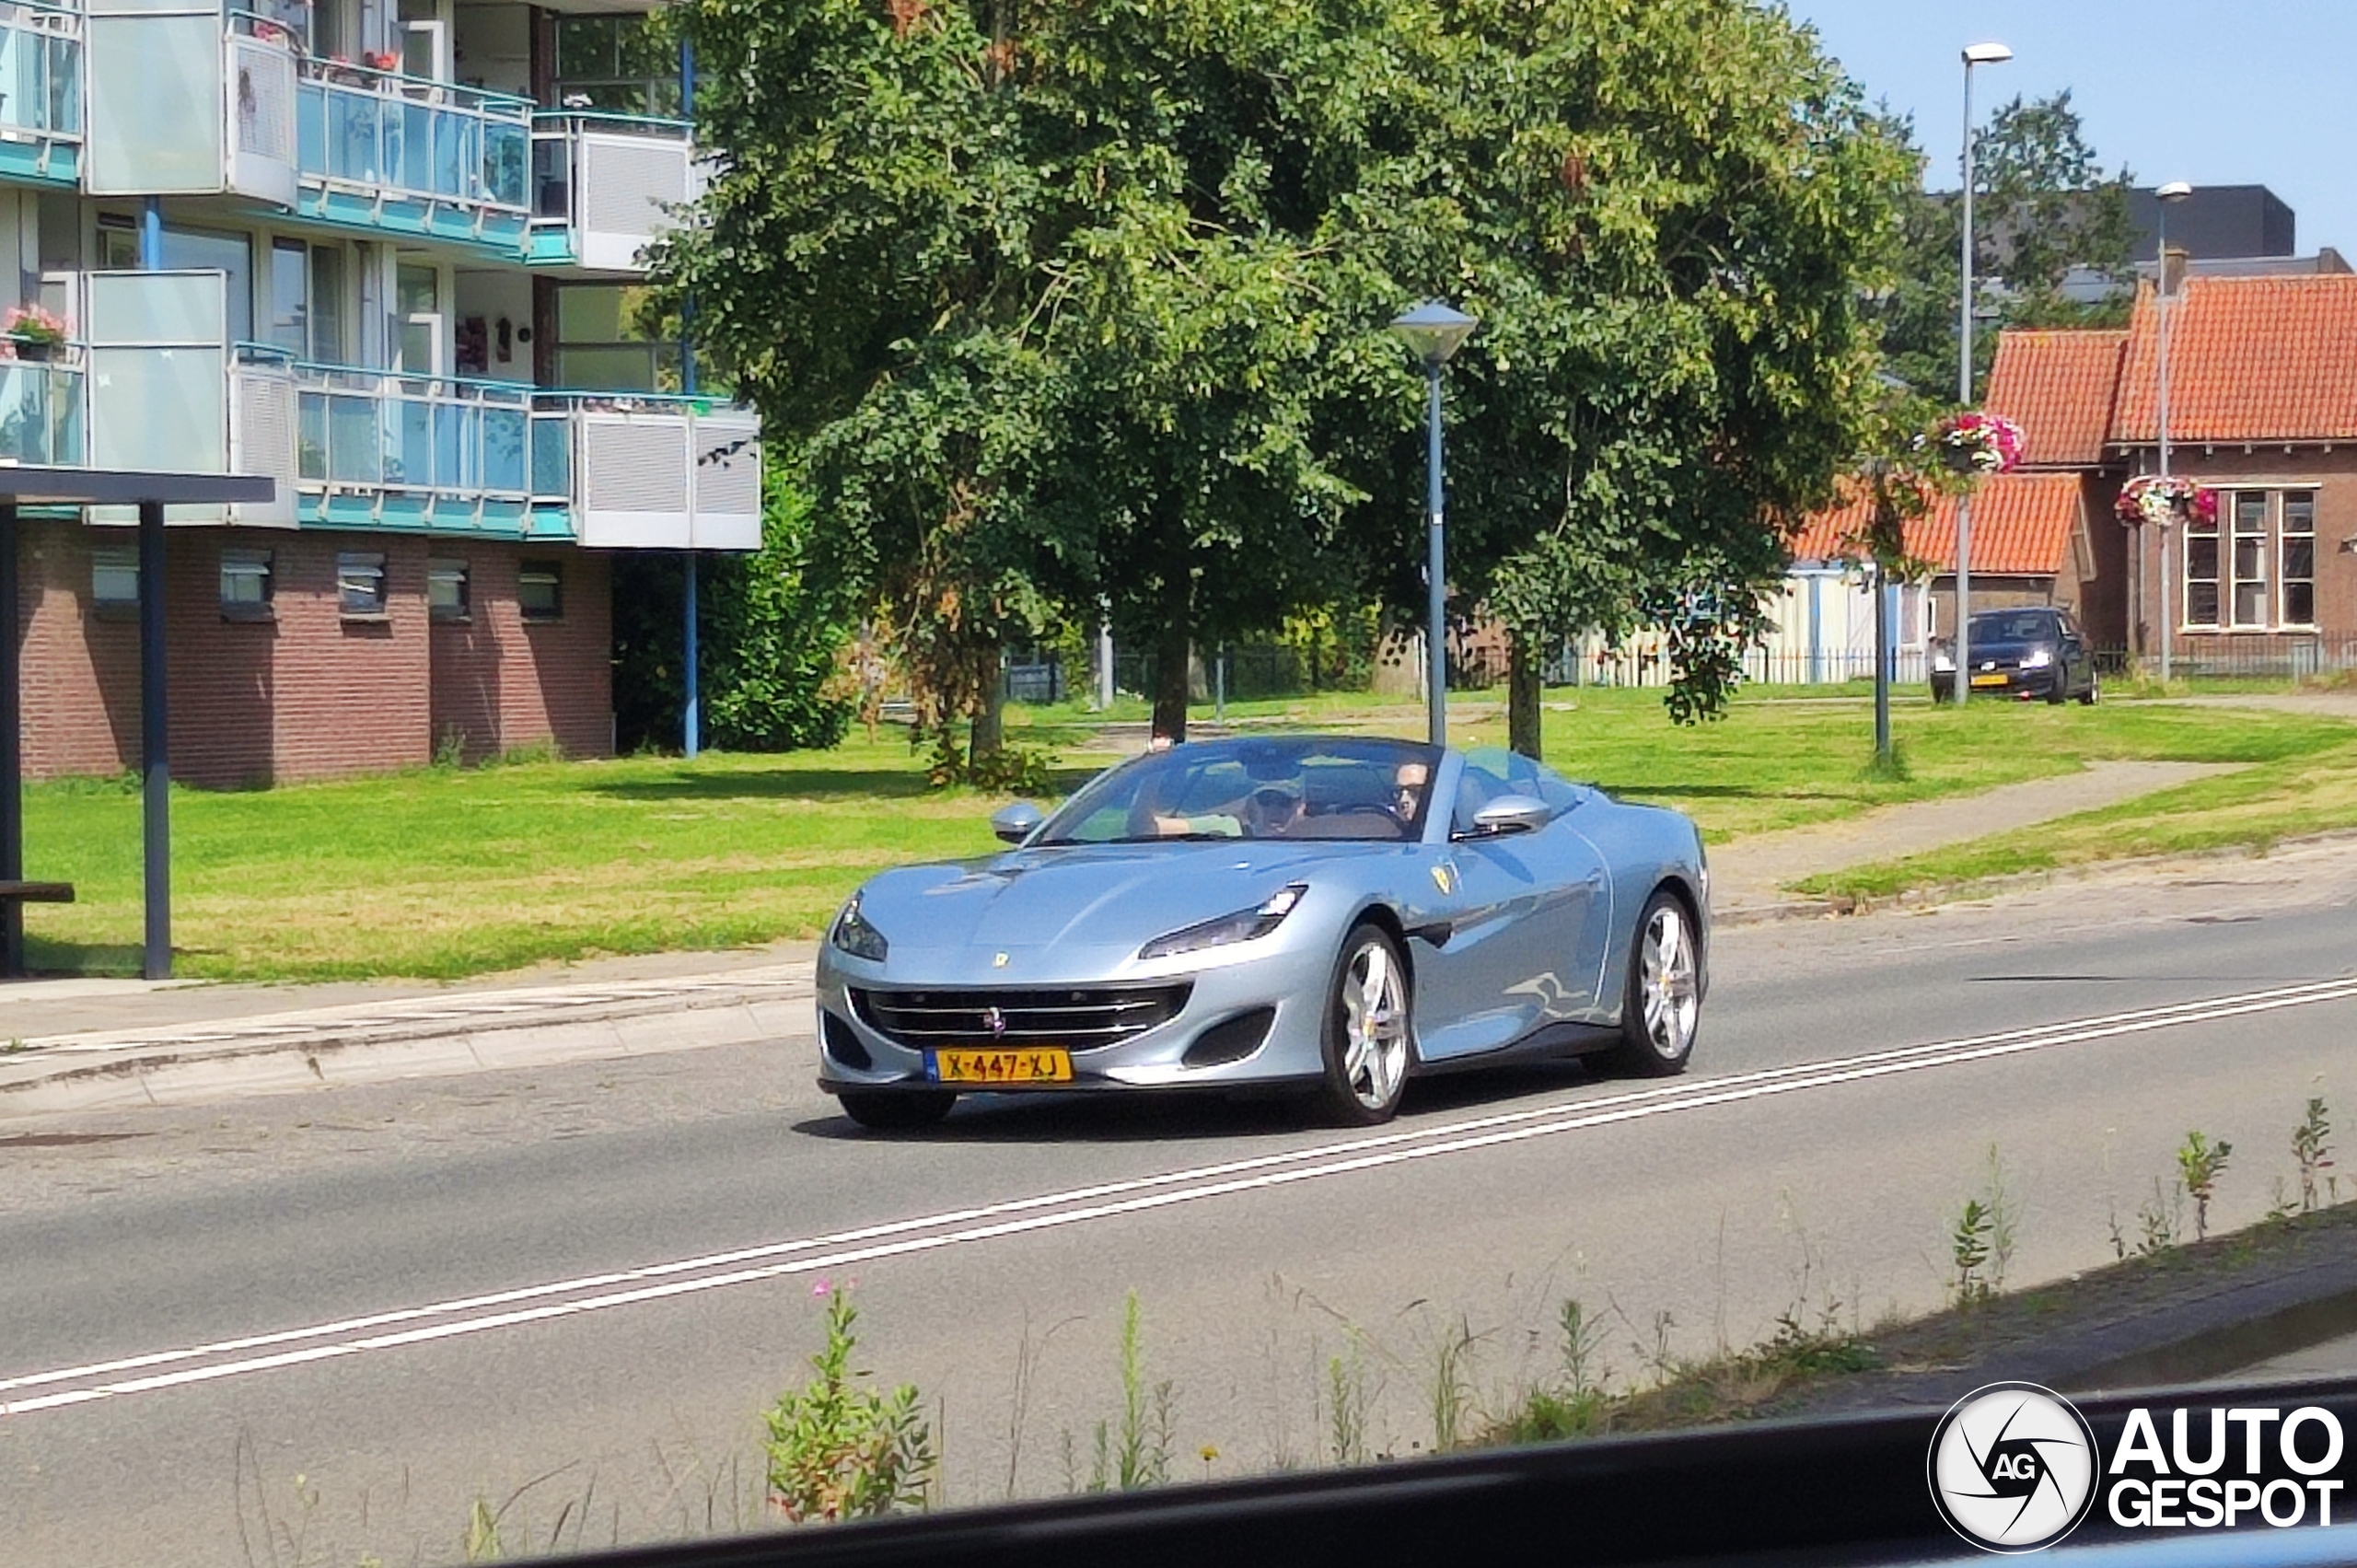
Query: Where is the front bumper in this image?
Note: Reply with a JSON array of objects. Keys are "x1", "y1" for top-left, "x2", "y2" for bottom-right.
[
  {"x1": 1935, "y1": 667, "x2": 2064, "y2": 701},
  {"x1": 813, "y1": 946, "x2": 1334, "y2": 1097}
]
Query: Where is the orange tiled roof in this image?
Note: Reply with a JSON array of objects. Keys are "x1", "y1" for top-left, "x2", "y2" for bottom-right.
[
  {"x1": 2112, "y1": 274, "x2": 2357, "y2": 444},
  {"x1": 1789, "y1": 471, "x2": 2084, "y2": 576},
  {"x1": 1985, "y1": 330, "x2": 2125, "y2": 466}
]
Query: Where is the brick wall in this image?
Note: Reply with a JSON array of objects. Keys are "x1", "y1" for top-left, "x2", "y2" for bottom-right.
[
  {"x1": 428, "y1": 543, "x2": 611, "y2": 762},
  {"x1": 12, "y1": 524, "x2": 614, "y2": 786},
  {"x1": 2127, "y1": 451, "x2": 2357, "y2": 653}
]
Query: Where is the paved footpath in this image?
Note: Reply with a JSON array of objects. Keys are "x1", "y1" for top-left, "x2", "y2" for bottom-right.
[{"x1": 0, "y1": 747, "x2": 2307, "y2": 1120}]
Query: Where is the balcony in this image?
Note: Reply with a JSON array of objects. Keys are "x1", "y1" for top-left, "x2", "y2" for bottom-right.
[
  {"x1": 293, "y1": 52, "x2": 532, "y2": 254},
  {"x1": 528, "y1": 111, "x2": 699, "y2": 272},
  {"x1": 222, "y1": 352, "x2": 760, "y2": 547},
  {"x1": 0, "y1": 1, "x2": 80, "y2": 186},
  {"x1": 531, "y1": 391, "x2": 761, "y2": 550}
]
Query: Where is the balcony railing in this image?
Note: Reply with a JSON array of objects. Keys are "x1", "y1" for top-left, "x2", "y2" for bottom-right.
[
  {"x1": 287, "y1": 41, "x2": 530, "y2": 245},
  {"x1": 532, "y1": 389, "x2": 761, "y2": 550},
  {"x1": 0, "y1": 348, "x2": 84, "y2": 466},
  {"x1": 0, "y1": 1, "x2": 81, "y2": 183},
  {"x1": 528, "y1": 110, "x2": 698, "y2": 271}
]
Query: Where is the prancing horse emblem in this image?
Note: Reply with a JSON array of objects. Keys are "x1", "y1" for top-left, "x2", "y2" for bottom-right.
[{"x1": 983, "y1": 1005, "x2": 1007, "y2": 1039}]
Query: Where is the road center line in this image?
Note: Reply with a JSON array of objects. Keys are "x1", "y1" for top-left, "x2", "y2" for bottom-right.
[{"x1": 7, "y1": 973, "x2": 2353, "y2": 1419}]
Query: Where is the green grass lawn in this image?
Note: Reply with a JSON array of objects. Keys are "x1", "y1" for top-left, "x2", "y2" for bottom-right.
[{"x1": 18, "y1": 688, "x2": 2354, "y2": 983}]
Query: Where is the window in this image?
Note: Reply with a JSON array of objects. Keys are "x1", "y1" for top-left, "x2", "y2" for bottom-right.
[
  {"x1": 337, "y1": 552, "x2": 387, "y2": 617},
  {"x1": 552, "y1": 13, "x2": 682, "y2": 117},
  {"x1": 220, "y1": 548, "x2": 273, "y2": 617},
  {"x1": 2183, "y1": 500, "x2": 2221, "y2": 629},
  {"x1": 428, "y1": 558, "x2": 470, "y2": 622},
  {"x1": 90, "y1": 548, "x2": 138, "y2": 609},
  {"x1": 552, "y1": 284, "x2": 680, "y2": 391},
  {"x1": 95, "y1": 215, "x2": 139, "y2": 272},
  {"x1": 2230, "y1": 490, "x2": 2270, "y2": 627},
  {"x1": 264, "y1": 238, "x2": 308, "y2": 357},
  {"x1": 518, "y1": 559, "x2": 563, "y2": 621},
  {"x1": 2282, "y1": 492, "x2": 2317, "y2": 627}
]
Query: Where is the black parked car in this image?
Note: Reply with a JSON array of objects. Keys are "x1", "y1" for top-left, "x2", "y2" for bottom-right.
[{"x1": 1929, "y1": 607, "x2": 2100, "y2": 704}]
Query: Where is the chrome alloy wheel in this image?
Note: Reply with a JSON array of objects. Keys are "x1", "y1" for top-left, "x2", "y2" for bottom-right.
[
  {"x1": 1339, "y1": 936, "x2": 1410, "y2": 1111},
  {"x1": 1638, "y1": 901, "x2": 1701, "y2": 1060}
]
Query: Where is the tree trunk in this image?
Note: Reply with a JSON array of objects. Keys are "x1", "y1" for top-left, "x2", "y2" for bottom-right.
[
  {"x1": 1507, "y1": 631, "x2": 1543, "y2": 762},
  {"x1": 969, "y1": 640, "x2": 1003, "y2": 759},
  {"x1": 1151, "y1": 575, "x2": 1191, "y2": 745}
]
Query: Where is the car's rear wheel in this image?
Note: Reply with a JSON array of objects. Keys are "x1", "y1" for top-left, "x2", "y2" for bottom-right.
[
  {"x1": 1601, "y1": 889, "x2": 1701, "y2": 1077},
  {"x1": 1314, "y1": 923, "x2": 1412, "y2": 1126},
  {"x1": 836, "y1": 1090, "x2": 957, "y2": 1131}
]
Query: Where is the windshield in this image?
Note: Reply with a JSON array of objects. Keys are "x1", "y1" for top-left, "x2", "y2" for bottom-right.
[
  {"x1": 1968, "y1": 611, "x2": 2058, "y2": 644},
  {"x1": 1036, "y1": 737, "x2": 1442, "y2": 843}
]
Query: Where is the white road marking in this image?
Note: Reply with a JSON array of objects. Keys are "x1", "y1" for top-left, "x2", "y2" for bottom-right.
[{"x1": 6, "y1": 974, "x2": 2354, "y2": 1419}]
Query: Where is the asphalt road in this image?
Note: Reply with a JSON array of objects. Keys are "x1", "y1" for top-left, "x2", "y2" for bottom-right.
[{"x1": 4, "y1": 854, "x2": 2355, "y2": 1568}]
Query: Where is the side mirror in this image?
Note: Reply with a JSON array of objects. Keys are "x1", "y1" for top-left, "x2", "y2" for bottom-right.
[
  {"x1": 1465, "y1": 795, "x2": 1551, "y2": 839},
  {"x1": 990, "y1": 802, "x2": 1045, "y2": 845}
]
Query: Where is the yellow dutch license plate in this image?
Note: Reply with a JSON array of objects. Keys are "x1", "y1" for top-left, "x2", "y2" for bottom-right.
[
  {"x1": 931, "y1": 1048, "x2": 1074, "y2": 1085},
  {"x1": 1970, "y1": 672, "x2": 2010, "y2": 688}
]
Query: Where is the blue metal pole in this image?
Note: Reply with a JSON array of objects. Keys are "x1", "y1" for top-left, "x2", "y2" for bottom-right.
[
  {"x1": 682, "y1": 554, "x2": 700, "y2": 759},
  {"x1": 138, "y1": 500, "x2": 170, "y2": 980},
  {"x1": 140, "y1": 197, "x2": 162, "y2": 270},
  {"x1": 1424, "y1": 362, "x2": 1446, "y2": 749},
  {"x1": 0, "y1": 503, "x2": 20, "y2": 976}
]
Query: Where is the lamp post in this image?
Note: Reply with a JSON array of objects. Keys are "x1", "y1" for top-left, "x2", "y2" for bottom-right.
[
  {"x1": 2154, "y1": 180, "x2": 2192, "y2": 684},
  {"x1": 1952, "y1": 40, "x2": 2011, "y2": 706},
  {"x1": 1388, "y1": 301, "x2": 1478, "y2": 749}
]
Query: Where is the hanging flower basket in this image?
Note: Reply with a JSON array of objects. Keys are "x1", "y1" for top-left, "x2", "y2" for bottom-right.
[
  {"x1": 2115, "y1": 474, "x2": 2216, "y2": 528},
  {"x1": 1923, "y1": 412, "x2": 2026, "y2": 475}
]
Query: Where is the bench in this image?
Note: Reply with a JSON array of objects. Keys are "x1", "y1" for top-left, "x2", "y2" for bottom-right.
[{"x1": 0, "y1": 879, "x2": 73, "y2": 978}]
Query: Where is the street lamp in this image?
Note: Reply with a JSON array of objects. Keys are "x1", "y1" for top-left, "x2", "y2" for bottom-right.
[
  {"x1": 1952, "y1": 40, "x2": 2011, "y2": 705},
  {"x1": 2154, "y1": 180, "x2": 2192, "y2": 684},
  {"x1": 1389, "y1": 300, "x2": 1478, "y2": 748}
]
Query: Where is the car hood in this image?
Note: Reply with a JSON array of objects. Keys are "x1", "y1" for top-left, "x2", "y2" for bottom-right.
[{"x1": 845, "y1": 840, "x2": 1406, "y2": 976}]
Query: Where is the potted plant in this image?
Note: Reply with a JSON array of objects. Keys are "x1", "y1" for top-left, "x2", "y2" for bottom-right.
[
  {"x1": 2114, "y1": 474, "x2": 2216, "y2": 528},
  {"x1": 3, "y1": 304, "x2": 68, "y2": 362},
  {"x1": 1922, "y1": 411, "x2": 2026, "y2": 476}
]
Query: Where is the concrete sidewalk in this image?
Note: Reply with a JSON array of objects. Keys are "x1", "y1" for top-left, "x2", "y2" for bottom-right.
[{"x1": 0, "y1": 755, "x2": 2248, "y2": 1120}]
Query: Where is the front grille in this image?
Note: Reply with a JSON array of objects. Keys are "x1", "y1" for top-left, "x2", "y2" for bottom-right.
[{"x1": 852, "y1": 985, "x2": 1192, "y2": 1051}]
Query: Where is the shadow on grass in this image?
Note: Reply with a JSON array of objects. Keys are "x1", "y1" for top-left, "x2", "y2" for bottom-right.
[
  {"x1": 20, "y1": 936, "x2": 145, "y2": 979},
  {"x1": 585, "y1": 768, "x2": 941, "y2": 804},
  {"x1": 792, "y1": 1058, "x2": 1601, "y2": 1145}
]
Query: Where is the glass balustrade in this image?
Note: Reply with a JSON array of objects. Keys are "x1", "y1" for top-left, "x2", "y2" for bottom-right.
[
  {"x1": 0, "y1": 3, "x2": 79, "y2": 141},
  {"x1": 0, "y1": 354, "x2": 84, "y2": 466},
  {"x1": 263, "y1": 355, "x2": 531, "y2": 501},
  {"x1": 293, "y1": 56, "x2": 528, "y2": 215}
]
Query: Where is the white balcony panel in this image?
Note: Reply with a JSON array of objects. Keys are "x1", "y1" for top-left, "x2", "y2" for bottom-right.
[
  {"x1": 578, "y1": 130, "x2": 689, "y2": 271},
  {"x1": 576, "y1": 411, "x2": 691, "y2": 548},
  {"x1": 226, "y1": 34, "x2": 298, "y2": 208},
  {"x1": 228, "y1": 365, "x2": 299, "y2": 526},
  {"x1": 87, "y1": 271, "x2": 227, "y2": 523},
  {"x1": 85, "y1": 12, "x2": 221, "y2": 192},
  {"x1": 691, "y1": 412, "x2": 761, "y2": 551}
]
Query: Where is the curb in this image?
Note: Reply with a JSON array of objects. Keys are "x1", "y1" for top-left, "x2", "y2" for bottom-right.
[{"x1": 0, "y1": 974, "x2": 815, "y2": 1119}]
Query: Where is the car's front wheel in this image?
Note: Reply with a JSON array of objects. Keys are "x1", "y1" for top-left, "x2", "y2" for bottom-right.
[
  {"x1": 1314, "y1": 923, "x2": 1412, "y2": 1126},
  {"x1": 836, "y1": 1090, "x2": 957, "y2": 1131},
  {"x1": 1601, "y1": 889, "x2": 1701, "y2": 1077}
]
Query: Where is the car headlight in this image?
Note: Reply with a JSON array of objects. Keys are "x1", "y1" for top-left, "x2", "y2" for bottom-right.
[
  {"x1": 2020, "y1": 647, "x2": 2052, "y2": 670},
  {"x1": 1139, "y1": 884, "x2": 1306, "y2": 960},
  {"x1": 830, "y1": 893, "x2": 888, "y2": 962}
]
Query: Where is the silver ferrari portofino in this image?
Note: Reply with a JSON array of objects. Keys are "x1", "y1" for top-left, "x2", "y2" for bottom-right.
[{"x1": 815, "y1": 735, "x2": 1708, "y2": 1129}]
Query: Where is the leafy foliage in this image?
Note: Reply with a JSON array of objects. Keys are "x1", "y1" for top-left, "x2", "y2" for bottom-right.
[
  {"x1": 1869, "y1": 91, "x2": 2135, "y2": 402},
  {"x1": 763, "y1": 1285, "x2": 935, "y2": 1524}
]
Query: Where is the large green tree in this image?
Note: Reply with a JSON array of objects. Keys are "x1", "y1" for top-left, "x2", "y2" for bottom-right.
[
  {"x1": 1871, "y1": 90, "x2": 2135, "y2": 402},
  {"x1": 1314, "y1": 0, "x2": 1914, "y2": 754}
]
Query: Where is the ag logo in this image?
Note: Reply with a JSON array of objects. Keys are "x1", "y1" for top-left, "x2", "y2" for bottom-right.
[{"x1": 1929, "y1": 1382, "x2": 2100, "y2": 1553}]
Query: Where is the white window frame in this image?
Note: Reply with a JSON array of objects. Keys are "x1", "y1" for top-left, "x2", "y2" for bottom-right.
[
  {"x1": 2281, "y1": 490, "x2": 2318, "y2": 630},
  {"x1": 2228, "y1": 489, "x2": 2270, "y2": 630}
]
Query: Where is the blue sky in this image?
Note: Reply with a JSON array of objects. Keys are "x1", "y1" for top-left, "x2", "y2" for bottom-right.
[{"x1": 1784, "y1": 1, "x2": 2357, "y2": 254}]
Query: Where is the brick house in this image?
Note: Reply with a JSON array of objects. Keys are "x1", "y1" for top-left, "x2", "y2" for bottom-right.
[{"x1": 1982, "y1": 274, "x2": 2357, "y2": 671}]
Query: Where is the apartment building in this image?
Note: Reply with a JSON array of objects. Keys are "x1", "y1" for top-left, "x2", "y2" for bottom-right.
[{"x1": 3, "y1": 0, "x2": 759, "y2": 785}]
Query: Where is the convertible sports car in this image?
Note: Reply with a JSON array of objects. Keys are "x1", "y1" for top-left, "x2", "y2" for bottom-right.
[{"x1": 814, "y1": 735, "x2": 1709, "y2": 1130}]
